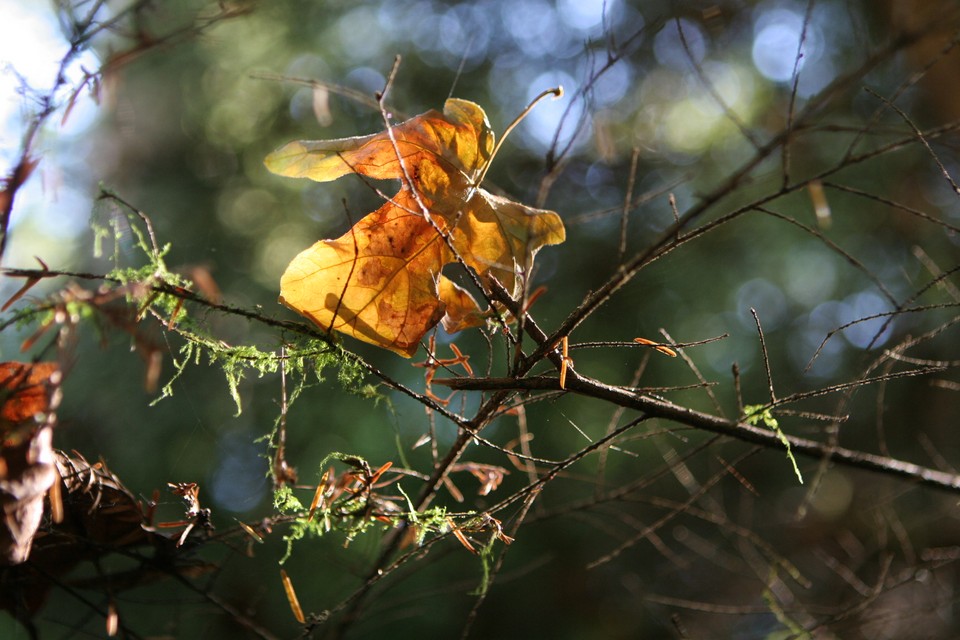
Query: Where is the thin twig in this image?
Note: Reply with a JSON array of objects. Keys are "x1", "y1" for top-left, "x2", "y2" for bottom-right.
[
  {"x1": 865, "y1": 86, "x2": 960, "y2": 195},
  {"x1": 618, "y1": 147, "x2": 641, "y2": 261},
  {"x1": 782, "y1": 0, "x2": 816, "y2": 187},
  {"x1": 750, "y1": 308, "x2": 777, "y2": 405}
]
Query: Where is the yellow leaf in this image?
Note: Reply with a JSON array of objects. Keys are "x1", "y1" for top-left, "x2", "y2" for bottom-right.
[{"x1": 267, "y1": 99, "x2": 565, "y2": 356}]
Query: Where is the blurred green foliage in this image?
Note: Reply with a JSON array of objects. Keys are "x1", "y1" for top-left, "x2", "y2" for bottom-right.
[{"x1": 2, "y1": 0, "x2": 960, "y2": 637}]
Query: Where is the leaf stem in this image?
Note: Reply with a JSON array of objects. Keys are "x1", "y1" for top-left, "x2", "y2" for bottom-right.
[{"x1": 473, "y1": 86, "x2": 563, "y2": 188}]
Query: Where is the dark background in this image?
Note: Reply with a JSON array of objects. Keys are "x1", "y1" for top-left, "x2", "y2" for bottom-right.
[{"x1": 2, "y1": 0, "x2": 959, "y2": 637}]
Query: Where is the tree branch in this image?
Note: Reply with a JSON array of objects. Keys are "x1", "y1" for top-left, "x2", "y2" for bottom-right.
[{"x1": 433, "y1": 373, "x2": 960, "y2": 493}]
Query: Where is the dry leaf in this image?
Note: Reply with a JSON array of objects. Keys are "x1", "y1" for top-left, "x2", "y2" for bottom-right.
[
  {"x1": 266, "y1": 98, "x2": 565, "y2": 356},
  {"x1": 0, "y1": 433, "x2": 54, "y2": 566},
  {"x1": 281, "y1": 569, "x2": 306, "y2": 623},
  {"x1": 0, "y1": 362, "x2": 59, "y2": 565},
  {"x1": 1, "y1": 156, "x2": 41, "y2": 229}
]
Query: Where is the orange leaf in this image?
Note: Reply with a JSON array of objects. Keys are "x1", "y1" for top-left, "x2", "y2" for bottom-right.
[
  {"x1": 266, "y1": 99, "x2": 565, "y2": 357},
  {"x1": 280, "y1": 569, "x2": 306, "y2": 624},
  {"x1": 447, "y1": 517, "x2": 477, "y2": 554},
  {"x1": 633, "y1": 337, "x2": 678, "y2": 358},
  {"x1": 0, "y1": 362, "x2": 59, "y2": 427}
]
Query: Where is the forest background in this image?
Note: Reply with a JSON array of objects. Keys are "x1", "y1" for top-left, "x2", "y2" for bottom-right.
[{"x1": 2, "y1": 0, "x2": 960, "y2": 638}]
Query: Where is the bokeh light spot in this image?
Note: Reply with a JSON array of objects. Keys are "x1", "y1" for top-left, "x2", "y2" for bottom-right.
[
  {"x1": 783, "y1": 245, "x2": 838, "y2": 307},
  {"x1": 336, "y1": 6, "x2": 388, "y2": 62},
  {"x1": 210, "y1": 432, "x2": 268, "y2": 513},
  {"x1": 522, "y1": 70, "x2": 583, "y2": 152},
  {"x1": 841, "y1": 291, "x2": 893, "y2": 349},
  {"x1": 591, "y1": 60, "x2": 632, "y2": 107},
  {"x1": 735, "y1": 278, "x2": 788, "y2": 330},
  {"x1": 503, "y1": 0, "x2": 564, "y2": 58},
  {"x1": 653, "y1": 19, "x2": 706, "y2": 71},
  {"x1": 557, "y1": 0, "x2": 620, "y2": 35},
  {"x1": 751, "y1": 8, "x2": 822, "y2": 84}
]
